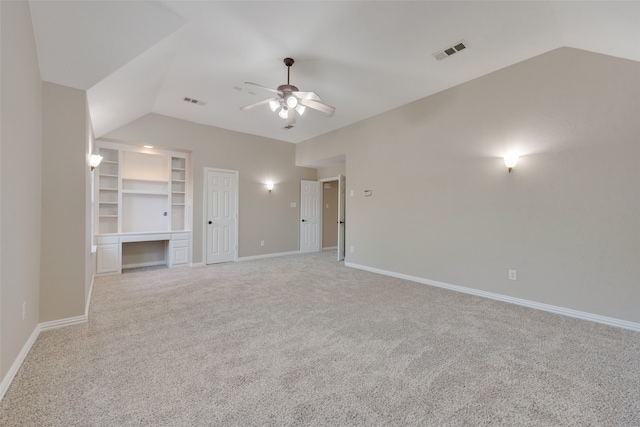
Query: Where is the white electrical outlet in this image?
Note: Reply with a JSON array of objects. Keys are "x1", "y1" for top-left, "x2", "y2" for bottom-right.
[
  {"x1": 22, "y1": 302, "x2": 27, "y2": 320},
  {"x1": 508, "y1": 270, "x2": 517, "y2": 280},
  {"x1": 290, "y1": 202, "x2": 296, "y2": 208},
  {"x1": 350, "y1": 246, "x2": 354, "y2": 253},
  {"x1": 260, "y1": 240, "x2": 265, "y2": 246}
]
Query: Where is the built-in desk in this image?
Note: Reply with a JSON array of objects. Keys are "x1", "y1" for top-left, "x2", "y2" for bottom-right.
[{"x1": 95, "y1": 231, "x2": 190, "y2": 276}]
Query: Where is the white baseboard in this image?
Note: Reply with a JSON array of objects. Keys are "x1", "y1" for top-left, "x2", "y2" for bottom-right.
[
  {"x1": 322, "y1": 246, "x2": 338, "y2": 251},
  {"x1": 39, "y1": 315, "x2": 88, "y2": 332},
  {"x1": 1, "y1": 312, "x2": 89, "y2": 402},
  {"x1": 0, "y1": 325, "x2": 40, "y2": 401},
  {"x1": 238, "y1": 251, "x2": 300, "y2": 262},
  {"x1": 345, "y1": 262, "x2": 640, "y2": 332},
  {"x1": 190, "y1": 261, "x2": 205, "y2": 267},
  {"x1": 121, "y1": 261, "x2": 166, "y2": 269}
]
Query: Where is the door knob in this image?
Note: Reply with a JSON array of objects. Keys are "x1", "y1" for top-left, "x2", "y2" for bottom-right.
[
  {"x1": 208, "y1": 221, "x2": 212, "y2": 224},
  {"x1": 301, "y1": 219, "x2": 307, "y2": 222}
]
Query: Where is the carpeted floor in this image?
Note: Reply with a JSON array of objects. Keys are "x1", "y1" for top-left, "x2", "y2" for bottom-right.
[{"x1": 1, "y1": 251, "x2": 639, "y2": 426}]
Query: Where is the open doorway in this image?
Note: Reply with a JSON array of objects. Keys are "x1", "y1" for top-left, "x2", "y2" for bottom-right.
[
  {"x1": 318, "y1": 174, "x2": 346, "y2": 261},
  {"x1": 322, "y1": 180, "x2": 339, "y2": 250},
  {"x1": 300, "y1": 175, "x2": 346, "y2": 260}
]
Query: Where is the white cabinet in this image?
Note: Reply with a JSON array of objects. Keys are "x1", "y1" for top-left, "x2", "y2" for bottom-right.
[
  {"x1": 94, "y1": 141, "x2": 192, "y2": 275},
  {"x1": 169, "y1": 233, "x2": 190, "y2": 267},
  {"x1": 96, "y1": 239, "x2": 121, "y2": 275}
]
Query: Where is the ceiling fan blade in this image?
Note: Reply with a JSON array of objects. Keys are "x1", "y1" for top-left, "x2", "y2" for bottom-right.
[
  {"x1": 240, "y1": 98, "x2": 278, "y2": 111},
  {"x1": 245, "y1": 82, "x2": 283, "y2": 96},
  {"x1": 299, "y1": 98, "x2": 335, "y2": 116},
  {"x1": 292, "y1": 91, "x2": 321, "y2": 101},
  {"x1": 287, "y1": 108, "x2": 296, "y2": 125}
]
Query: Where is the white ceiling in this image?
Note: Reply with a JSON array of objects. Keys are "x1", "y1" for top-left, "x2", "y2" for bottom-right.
[{"x1": 28, "y1": 1, "x2": 640, "y2": 144}]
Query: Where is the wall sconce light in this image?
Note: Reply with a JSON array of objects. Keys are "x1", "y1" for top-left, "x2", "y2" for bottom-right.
[
  {"x1": 504, "y1": 153, "x2": 519, "y2": 173},
  {"x1": 89, "y1": 154, "x2": 103, "y2": 171},
  {"x1": 266, "y1": 181, "x2": 274, "y2": 192}
]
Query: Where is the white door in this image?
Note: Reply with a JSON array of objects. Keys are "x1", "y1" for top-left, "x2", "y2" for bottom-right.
[
  {"x1": 206, "y1": 169, "x2": 237, "y2": 264},
  {"x1": 337, "y1": 175, "x2": 346, "y2": 261},
  {"x1": 300, "y1": 180, "x2": 321, "y2": 253}
]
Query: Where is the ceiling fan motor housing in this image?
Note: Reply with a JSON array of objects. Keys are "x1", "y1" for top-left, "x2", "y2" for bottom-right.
[{"x1": 277, "y1": 84, "x2": 299, "y2": 93}]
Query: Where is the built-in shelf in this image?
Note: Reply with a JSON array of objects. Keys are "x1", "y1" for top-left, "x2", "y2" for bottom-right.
[
  {"x1": 96, "y1": 147, "x2": 120, "y2": 235},
  {"x1": 122, "y1": 190, "x2": 169, "y2": 195},
  {"x1": 95, "y1": 142, "x2": 190, "y2": 237},
  {"x1": 124, "y1": 178, "x2": 170, "y2": 183},
  {"x1": 94, "y1": 142, "x2": 192, "y2": 275}
]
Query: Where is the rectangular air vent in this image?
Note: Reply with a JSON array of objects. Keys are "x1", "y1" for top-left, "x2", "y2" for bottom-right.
[
  {"x1": 183, "y1": 97, "x2": 206, "y2": 106},
  {"x1": 433, "y1": 40, "x2": 467, "y2": 61}
]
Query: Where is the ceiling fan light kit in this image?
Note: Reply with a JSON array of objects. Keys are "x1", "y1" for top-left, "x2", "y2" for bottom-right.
[
  {"x1": 286, "y1": 95, "x2": 298, "y2": 108},
  {"x1": 241, "y1": 57, "x2": 335, "y2": 127}
]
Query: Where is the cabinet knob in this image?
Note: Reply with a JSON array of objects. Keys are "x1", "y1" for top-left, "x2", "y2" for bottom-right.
[{"x1": 208, "y1": 221, "x2": 212, "y2": 224}]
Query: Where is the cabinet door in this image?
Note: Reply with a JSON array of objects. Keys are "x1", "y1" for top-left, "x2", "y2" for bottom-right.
[
  {"x1": 170, "y1": 239, "x2": 189, "y2": 266},
  {"x1": 97, "y1": 244, "x2": 120, "y2": 274},
  {"x1": 171, "y1": 246, "x2": 189, "y2": 265}
]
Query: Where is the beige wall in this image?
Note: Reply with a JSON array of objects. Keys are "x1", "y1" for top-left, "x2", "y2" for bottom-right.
[
  {"x1": 317, "y1": 162, "x2": 346, "y2": 180},
  {"x1": 0, "y1": 0, "x2": 42, "y2": 379},
  {"x1": 105, "y1": 114, "x2": 317, "y2": 262},
  {"x1": 298, "y1": 47, "x2": 640, "y2": 324},
  {"x1": 322, "y1": 182, "x2": 338, "y2": 248},
  {"x1": 40, "y1": 82, "x2": 91, "y2": 322}
]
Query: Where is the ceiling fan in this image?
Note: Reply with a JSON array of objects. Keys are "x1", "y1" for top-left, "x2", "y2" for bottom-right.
[{"x1": 240, "y1": 58, "x2": 335, "y2": 126}]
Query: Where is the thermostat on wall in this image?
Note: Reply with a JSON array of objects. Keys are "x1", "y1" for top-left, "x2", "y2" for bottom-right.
[{"x1": 364, "y1": 190, "x2": 372, "y2": 197}]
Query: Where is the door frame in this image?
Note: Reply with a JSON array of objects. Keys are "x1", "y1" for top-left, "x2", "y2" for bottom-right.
[
  {"x1": 202, "y1": 167, "x2": 239, "y2": 264},
  {"x1": 319, "y1": 176, "x2": 345, "y2": 259}
]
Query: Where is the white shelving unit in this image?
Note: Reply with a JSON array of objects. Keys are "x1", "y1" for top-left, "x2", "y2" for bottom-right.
[
  {"x1": 97, "y1": 148, "x2": 119, "y2": 234},
  {"x1": 171, "y1": 157, "x2": 187, "y2": 232},
  {"x1": 94, "y1": 141, "x2": 192, "y2": 275}
]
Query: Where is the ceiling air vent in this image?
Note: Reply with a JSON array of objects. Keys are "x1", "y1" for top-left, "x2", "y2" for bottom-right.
[
  {"x1": 433, "y1": 40, "x2": 467, "y2": 61},
  {"x1": 183, "y1": 97, "x2": 207, "y2": 106}
]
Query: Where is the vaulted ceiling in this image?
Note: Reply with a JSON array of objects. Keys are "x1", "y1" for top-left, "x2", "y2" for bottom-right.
[{"x1": 28, "y1": 1, "x2": 640, "y2": 143}]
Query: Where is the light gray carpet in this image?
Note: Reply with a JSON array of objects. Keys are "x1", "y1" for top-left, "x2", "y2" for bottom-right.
[{"x1": 2, "y1": 251, "x2": 639, "y2": 426}]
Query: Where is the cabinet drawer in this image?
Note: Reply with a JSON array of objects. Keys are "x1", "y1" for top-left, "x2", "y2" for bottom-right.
[
  {"x1": 171, "y1": 233, "x2": 190, "y2": 241},
  {"x1": 96, "y1": 235, "x2": 119, "y2": 245},
  {"x1": 172, "y1": 239, "x2": 189, "y2": 248}
]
